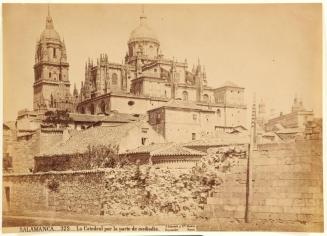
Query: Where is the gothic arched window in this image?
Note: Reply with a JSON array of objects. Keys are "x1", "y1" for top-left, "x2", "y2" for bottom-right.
[
  {"x1": 100, "y1": 101, "x2": 106, "y2": 114},
  {"x1": 90, "y1": 104, "x2": 95, "y2": 115},
  {"x1": 182, "y1": 91, "x2": 188, "y2": 101},
  {"x1": 112, "y1": 73, "x2": 118, "y2": 85}
]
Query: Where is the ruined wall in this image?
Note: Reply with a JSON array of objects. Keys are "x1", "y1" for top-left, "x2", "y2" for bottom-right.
[
  {"x1": 3, "y1": 170, "x2": 105, "y2": 215},
  {"x1": 250, "y1": 140, "x2": 323, "y2": 225}
]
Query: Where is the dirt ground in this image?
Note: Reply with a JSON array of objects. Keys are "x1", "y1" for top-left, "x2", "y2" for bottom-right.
[{"x1": 2, "y1": 211, "x2": 323, "y2": 232}]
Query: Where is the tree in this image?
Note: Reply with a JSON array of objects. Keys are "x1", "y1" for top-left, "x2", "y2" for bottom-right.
[{"x1": 44, "y1": 110, "x2": 73, "y2": 128}]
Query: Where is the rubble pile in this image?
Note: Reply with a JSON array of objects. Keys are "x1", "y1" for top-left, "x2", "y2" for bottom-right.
[
  {"x1": 101, "y1": 145, "x2": 247, "y2": 218},
  {"x1": 204, "y1": 145, "x2": 247, "y2": 172}
]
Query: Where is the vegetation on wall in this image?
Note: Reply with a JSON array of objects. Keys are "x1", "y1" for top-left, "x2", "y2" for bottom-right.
[{"x1": 43, "y1": 110, "x2": 73, "y2": 128}]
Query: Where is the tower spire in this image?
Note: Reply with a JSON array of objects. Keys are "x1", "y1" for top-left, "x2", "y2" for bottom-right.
[
  {"x1": 140, "y1": 4, "x2": 147, "y2": 25},
  {"x1": 45, "y1": 5, "x2": 54, "y2": 29}
]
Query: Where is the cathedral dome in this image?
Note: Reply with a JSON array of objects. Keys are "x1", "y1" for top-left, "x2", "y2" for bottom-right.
[{"x1": 128, "y1": 14, "x2": 159, "y2": 44}]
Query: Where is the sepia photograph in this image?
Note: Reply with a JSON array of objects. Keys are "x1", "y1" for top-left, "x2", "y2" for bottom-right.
[{"x1": 2, "y1": 2, "x2": 323, "y2": 233}]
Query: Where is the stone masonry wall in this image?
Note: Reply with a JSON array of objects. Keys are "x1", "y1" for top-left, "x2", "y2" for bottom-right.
[
  {"x1": 204, "y1": 140, "x2": 323, "y2": 230},
  {"x1": 3, "y1": 140, "x2": 323, "y2": 230},
  {"x1": 3, "y1": 170, "x2": 105, "y2": 215},
  {"x1": 12, "y1": 131, "x2": 41, "y2": 173},
  {"x1": 8, "y1": 129, "x2": 63, "y2": 173},
  {"x1": 250, "y1": 140, "x2": 323, "y2": 225},
  {"x1": 39, "y1": 130, "x2": 64, "y2": 154},
  {"x1": 204, "y1": 146, "x2": 248, "y2": 220}
]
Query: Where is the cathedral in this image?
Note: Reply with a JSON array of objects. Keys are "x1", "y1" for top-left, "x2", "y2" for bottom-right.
[{"x1": 33, "y1": 9, "x2": 247, "y2": 128}]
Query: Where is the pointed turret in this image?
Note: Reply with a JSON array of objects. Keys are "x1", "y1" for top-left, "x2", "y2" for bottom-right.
[
  {"x1": 40, "y1": 5, "x2": 60, "y2": 41},
  {"x1": 45, "y1": 5, "x2": 54, "y2": 30},
  {"x1": 196, "y1": 57, "x2": 202, "y2": 75},
  {"x1": 73, "y1": 83, "x2": 78, "y2": 97}
]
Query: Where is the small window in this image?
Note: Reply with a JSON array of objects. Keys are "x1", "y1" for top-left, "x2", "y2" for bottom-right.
[
  {"x1": 112, "y1": 73, "x2": 118, "y2": 85},
  {"x1": 217, "y1": 109, "x2": 221, "y2": 117},
  {"x1": 53, "y1": 48, "x2": 56, "y2": 58},
  {"x1": 128, "y1": 101, "x2": 135, "y2": 106},
  {"x1": 182, "y1": 91, "x2": 188, "y2": 101},
  {"x1": 142, "y1": 128, "x2": 148, "y2": 134},
  {"x1": 192, "y1": 133, "x2": 196, "y2": 140},
  {"x1": 49, "y1": 72, "x2": 51, "y2": 78},
  {"x1": 5, "y1": 187, "x2": 10, "y2": 209},
  {"x1": 154, "y1": 68, "x2": 157, "y2": 72},
  {"x1": 203, "y1": 94, "x2": 209, "y2": 102},
  {"x1": 156, "y1": 113, "x2": 161, "y2": 124},
  {"x1": 193, "y1": 114, "x2": 197, "y2": 121},
  {"x1": 141, "y1": 137, "x2": 147, "y2": 145}
]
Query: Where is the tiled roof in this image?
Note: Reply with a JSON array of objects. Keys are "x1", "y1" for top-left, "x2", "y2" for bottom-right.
[
  {"x1": 3, "y1": 121, "x2": 16, "y2": 130},
  {"x1": 37, "y1": 122, "x2": 144, "y2": 157},
  {"x1": 275, "y1": 127, "x2": 304, "y2": 134},
  {"x1": 4, "y1": 168, "x2": 108, "y2": 177},
  {"x1": 152, "y1": 144, "x2": 206, "y2": 156},
  {"x1": 183, "y1": 133, "x2": 249, "y2": 147},
  {"x1": 261, "y1": 132, "x2": 276, "y2": 137},
  {"x1": 125, "y1": 142, "x2": 206, "y2": 157},
  {"x1": 68, "y1": 113, "x2": 138, "y2": 123},
  {"x1": 17, "y1": 131, "x2": 37, "y2": 138}
]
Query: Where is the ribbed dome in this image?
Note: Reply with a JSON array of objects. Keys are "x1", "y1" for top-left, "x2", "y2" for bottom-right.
[{"x1": 128, "y1": 15, "x2": 159, "y2": 44}]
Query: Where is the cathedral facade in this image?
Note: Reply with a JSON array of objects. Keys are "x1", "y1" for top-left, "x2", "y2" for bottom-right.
[{"x1": 76, "y1": 12, "x2": 247, "y2": 128}]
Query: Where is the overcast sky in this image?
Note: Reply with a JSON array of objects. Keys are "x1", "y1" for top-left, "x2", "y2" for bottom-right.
[{"x1": 3, "y1": 4, "x2": 322, "y2": 122}]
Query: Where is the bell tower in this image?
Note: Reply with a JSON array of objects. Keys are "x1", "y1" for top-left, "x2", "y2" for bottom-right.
[{"x1": 33, "y1": 8, "x2": 72, "y2": 111}]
